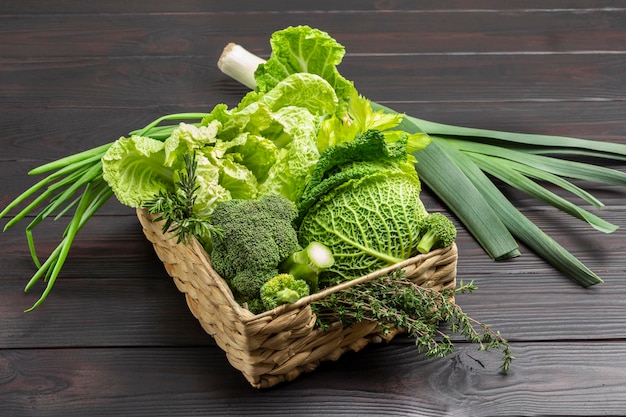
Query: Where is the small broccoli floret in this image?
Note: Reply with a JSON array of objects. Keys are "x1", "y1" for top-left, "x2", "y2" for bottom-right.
[
  {"x1": 209, "y1": 194, "x2": 301, "y2": 302},
  {"x1": 260, "y1": 273, "x2": 310, "y2": 311},
  {"x1": 416, "y1": 212, "x2": 457, "y2": 254},
  {"x1": 280, "y1": 241, "x2": 334, "y2": 292}
]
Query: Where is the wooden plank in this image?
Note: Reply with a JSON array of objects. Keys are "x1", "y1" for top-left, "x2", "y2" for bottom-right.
[
  {"x1": 2, "y1": 100, "x2": 625, "y2": 164},
  {"x1": 1, "y1": 54, "x2": 625, "y2": 108},
  {"x1": 389, "y1": 101, "x2": 626, "y2": 143},
  {"x1": 0, "y1": 276, "x2": 214, "y2": 348},
  {"x1": 1, "y1": 213, "x2": 625, "y2": 347},
  {"x1": 3, "y1": 268, "x2": 626, "y2": 349},
  {"x1": 0, "y1": 0, "x2": 622, "y2": 14},
  {"x1": 0, "y1": 213, "x2": 157, "y2": 279},
  {"x1": 1, "y1": 342, "x2": 626, "y2": 416},
  {"x1": 2, "y1": 9, "x2": 626, "y2": 58}
]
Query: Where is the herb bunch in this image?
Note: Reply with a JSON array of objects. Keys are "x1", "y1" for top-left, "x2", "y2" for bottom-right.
[
  {"x1": 143, "y1": 152, "x2": 219, "y2": 245},
  {"x1": 312, "y1": 272, "x2": 514, "y2": 372}
]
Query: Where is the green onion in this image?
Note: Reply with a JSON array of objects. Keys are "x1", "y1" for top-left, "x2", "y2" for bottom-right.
[
  {"x1": 461, "y1": 151, "x2": 617, "y2": 234},
  {"x1": 397, "y1": 119, "x2": 521, "y2": 261},
  {"x1": 406, "y1": 115, "x2": 626, "y2": 159},
  {"x1": 0, "y1": 113, "x2": 207, "y2": 311}
]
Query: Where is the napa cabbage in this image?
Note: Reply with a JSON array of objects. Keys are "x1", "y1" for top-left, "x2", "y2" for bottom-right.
[
  {"x1": 101, "y1": 135, "x2": 174, "y2": 207},
  {"x1": 253, "y1": 26, "x2": 354, "y2": 114},
  {"x1": 102, "y1": 71, "x2": 340, "y2": 215}
]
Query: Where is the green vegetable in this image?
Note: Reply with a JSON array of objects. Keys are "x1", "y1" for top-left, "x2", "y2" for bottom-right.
[
  {"x1": 202, "y1": 73, "x2": 341, "y2": 203},
  {"x1": 279, "y1": 241, "x2": 334, "y2": 291},
  {"x1": 3, "y1": 37, "x2": 348, "y2": 310},
  {"x1": 260, "y1": 273, "x2": 310, "y2": 310},
  {"x1": 209, "y1": 194, "x2": 301, "y2": 299},
  {"x1": 0, "y1": 113, "x2": 208, "y2": 311},
  {"x1": 253, "y1": 26, "x2": 354, "y2": 115},
  {"x1": 218, "y1": 25, "x2": 626, "y2": 287},
  {"x1": 102, "y1": 135, "x2": 175, "y2": 207},
  {"x1": 298, "y1": 130, "x2": 428, "y2": 284},
  {"x1": 416, "y1": 213, "x2": 457, "y2": 254},
  {"x1": 297, "y1": 129, "x2": 417, "y2": 219},
  {"x1": 105, "y1": 72, "x2": 340, "y2": 217}
]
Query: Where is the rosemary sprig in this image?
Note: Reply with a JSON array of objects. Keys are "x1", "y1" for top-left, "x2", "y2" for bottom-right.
[
  {"x1": 143, "y1": 152, "x2": 219, "y2": 245},
  {"x1": 312, "y1": 273, "x2": 514, "y2": 372}
]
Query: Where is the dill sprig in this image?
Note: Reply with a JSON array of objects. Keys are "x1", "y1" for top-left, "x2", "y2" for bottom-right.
[
  {"x1": 312, "y1": 272, "x2": 514, "y2": 372},
  {"x1": 143, "y1": 152, "x2": 219, "y2": 245}
]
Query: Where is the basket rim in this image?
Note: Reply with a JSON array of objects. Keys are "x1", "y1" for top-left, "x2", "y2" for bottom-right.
[
  {"x1": 254, "y1": 243, "x2": 457, "y2": 321},
  {"x1": 137, "y1": 208, "x2": 457, "y2": 324}
]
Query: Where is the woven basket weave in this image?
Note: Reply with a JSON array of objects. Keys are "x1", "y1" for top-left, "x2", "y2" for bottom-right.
[{"x1": 137, "y1": 208, "x2": 457, "y2": 388}]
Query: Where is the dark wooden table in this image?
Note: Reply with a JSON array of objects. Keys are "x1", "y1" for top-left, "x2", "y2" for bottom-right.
[{"x1": 2, "y1": 1, "x2": 626, "y2": 416}]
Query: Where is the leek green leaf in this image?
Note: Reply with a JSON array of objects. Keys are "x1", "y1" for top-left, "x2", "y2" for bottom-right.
[
  {"x1": 434, "y1": 138, "x2": 603, "y2": 287},
  {"x1": 465, "y1": 151, "x2": 618, "y2": 234}
]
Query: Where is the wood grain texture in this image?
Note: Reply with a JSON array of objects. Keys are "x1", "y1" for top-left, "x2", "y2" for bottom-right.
[
  {"x1": 2, "y1": 343, "x2": 626, "y2": 417},
  {"x1": 2, "y1": 1, "x2": 626, "y2": 416},
  {"x1": 2, "y1": 54, "x2": 625, "y2": 108},
  {"x1": 2, "y1": 9, "x2": 626, "y2": 58}
]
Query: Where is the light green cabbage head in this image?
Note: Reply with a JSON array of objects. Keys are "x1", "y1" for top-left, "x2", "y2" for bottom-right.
[
  {"x1": 296, "y1": 129, "x2": 429, "y2": 284},
  {"x1": 258, "y1": 105, "x2": 320, "y2": 200}
]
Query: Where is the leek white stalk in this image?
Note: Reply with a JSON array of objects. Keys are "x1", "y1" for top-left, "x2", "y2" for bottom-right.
[{"x1": 218, "y1": 43, "x2": 266, "y2": 90}]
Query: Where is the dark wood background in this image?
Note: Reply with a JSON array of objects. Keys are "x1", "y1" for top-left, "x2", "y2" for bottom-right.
[{"x1": 2, "y1": 1, "x2": 626, "y2": 416}]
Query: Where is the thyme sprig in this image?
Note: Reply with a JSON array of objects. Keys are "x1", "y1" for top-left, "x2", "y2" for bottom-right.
[
  {"x1": 143, "y1": 152, "x2": 219, "y2": 245},
  {"x1": 312, "y1": 272, "x2": 514, "y2": 372}
]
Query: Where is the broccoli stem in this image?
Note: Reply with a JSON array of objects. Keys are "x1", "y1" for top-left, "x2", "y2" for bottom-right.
[
  {"x1": 416, "y1": 213, "x2": 457, "y2": 254},
  {"x1": 416, "y1": 231, "x2": 438, "y2": 254},
  {"x1": 275, "y1": 288, "x2": 301, "y2": 304},
  {"x1": 280, "y1": 242, "x2": 334, "y2": 291}
]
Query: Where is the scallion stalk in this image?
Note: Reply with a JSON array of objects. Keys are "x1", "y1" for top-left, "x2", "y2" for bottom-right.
[{"x1": 0, "y1": 113, "x2": 207, "y2": 311}]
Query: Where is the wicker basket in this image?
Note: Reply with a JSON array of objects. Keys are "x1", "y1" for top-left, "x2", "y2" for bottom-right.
[{"x1": 137, "y1": 208, "x2": 457, "y2": 388}]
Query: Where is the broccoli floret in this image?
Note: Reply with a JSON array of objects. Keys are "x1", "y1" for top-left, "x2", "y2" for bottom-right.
[
  {"x1": 416, "y1": 212, "x2": 457, "y2": 254},
  {"x1": 260, "y1": 273, "x2": 310, "y2": 311},
  {"x1": 234, "y1": 292, "x2": 266, "y2": 315},
  {"x1": 209, "y1": 194, "x2": 301, "y2": 300},
  {"x1": 280, "y1": 241, "x2": 334, "y2": 292},
  {"x1": 230, "y1": 268, "x2": 278, "y2": 299}
]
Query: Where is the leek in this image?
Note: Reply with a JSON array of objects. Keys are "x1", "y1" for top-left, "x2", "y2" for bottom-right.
[{"x1": 218, "y1": 43, "x2": 626, "y2": 287}]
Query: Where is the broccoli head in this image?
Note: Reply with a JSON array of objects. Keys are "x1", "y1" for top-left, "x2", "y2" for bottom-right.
[
  {"x1": 230, "y1": 268, "x2": 278, "y2": 300},
  {"x1": 209, "y1": 194, "x2": 302, "y2": 301},
  {"x1": 260, "y1": 273, "x2": 310, "y2": 311},
  {"x1": 416, "y1": 212, "x2": 457, "y2": 254}
]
